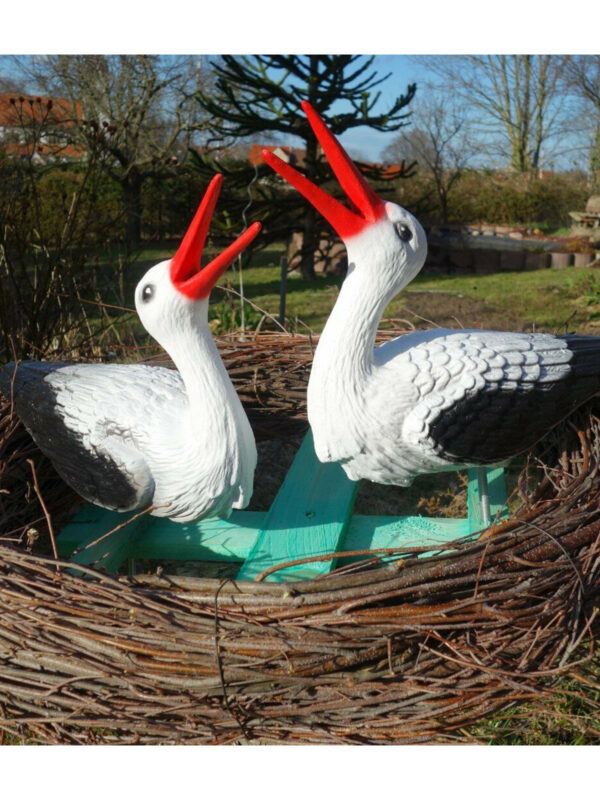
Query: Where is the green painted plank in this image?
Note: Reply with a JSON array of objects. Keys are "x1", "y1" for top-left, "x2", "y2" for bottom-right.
[
  {"x1": 57, "y1": 508, "x2": 266, "y2": 562},
  {"x1": 345, "y1": 513, "x2": 471, "y2": 552},
  {"x1": 467, "y1": 467, "x2": 508, "y2": 534},
  {"x1": 336, "y1": 515, "x2": 471, "y2": 570},
  {"x1": 57, "y1": 506, "x2": 117, "y2": 553},
  {"x1": 57, "y1": 509, "x2": 470, "y2": 566},
  {"x1": 56, "y1": 466, "x2": 508, "y2": 577},
  {"x1": 237, "y1": 431, "x2": 359, "y2": 582},
  {"x1": 57, "y1": 506, "x2": 149, "y2": 573},
  {"x1": 130, "y1": 513, "x2": 469, "y2": 564},
  {"x1": 127, "y1": 511, "x2": 267, "y2": 561}
]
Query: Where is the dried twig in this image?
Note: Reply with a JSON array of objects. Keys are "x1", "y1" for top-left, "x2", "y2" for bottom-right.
[
  {"x1": 26, "y1": 459, "x2": 58, "y2": 566},
  {"x1": 0, "y1": 332, "x2": 598, "y2": 744}
]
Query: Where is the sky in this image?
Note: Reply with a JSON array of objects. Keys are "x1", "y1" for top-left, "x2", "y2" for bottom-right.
[
  {"x1": 325, "y1": 56, "x2": 432, "y2": 161},
  {"x1": 333, "y1": 56, "x2": 430, "y2": 160},
  {"x1": 242, "y1": 55, "x2": 588, "y2": 170}
]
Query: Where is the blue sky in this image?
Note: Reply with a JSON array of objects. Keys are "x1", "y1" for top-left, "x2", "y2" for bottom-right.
[{"x1": 335, "y1": 56, "x2": 431, "y2": 160}]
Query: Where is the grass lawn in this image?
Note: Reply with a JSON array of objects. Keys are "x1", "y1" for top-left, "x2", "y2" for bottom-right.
[
  {"x1": 222, "y1": 251, "x2": 600, "y2": 335},
  {"x1": 116, "y1": 242, "x2": 600, "y2": 336}
]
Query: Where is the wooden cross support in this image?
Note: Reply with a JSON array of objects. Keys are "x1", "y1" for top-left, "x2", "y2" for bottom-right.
[{"x1": 57, "y1": 431, "x2": 508, "y2": 582}]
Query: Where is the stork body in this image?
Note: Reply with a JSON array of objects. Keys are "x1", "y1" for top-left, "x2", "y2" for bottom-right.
[
  {"x1": 1, "y1": 176, "x2": 260, "y2": 521},
  {"x1": 265, "y1": 104, "x2": 600, "y2": 486}
]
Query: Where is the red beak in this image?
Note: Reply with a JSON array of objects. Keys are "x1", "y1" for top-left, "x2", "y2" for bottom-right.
[
  {"x1": 170, "y1": 174, "x2": 261, "y2": 300},
  {"x1": 262, "y1": 101, "x2": 384, "y2": 240}
]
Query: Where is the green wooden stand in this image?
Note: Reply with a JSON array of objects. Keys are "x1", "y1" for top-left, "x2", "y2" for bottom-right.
[{"x1": 57, "y1": 431, "x2": 508, "y2": 582}]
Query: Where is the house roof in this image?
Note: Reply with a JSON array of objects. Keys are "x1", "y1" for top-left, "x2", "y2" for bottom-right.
[
  {"x1": 1, "y1": 140, "x2": 85, "y2": 160},
  {"x1": 249, "y1": 145, "x2": 405, "y2": 181},
  {"x1": 359, "y1": 161, "x2": 411, "y2": 180},
  {"x1": 0, "y1": 93, "x2": 82, "y2": 128},
  {"x1": 249, "y1": 144, "x2": 306, "y2": 168}
]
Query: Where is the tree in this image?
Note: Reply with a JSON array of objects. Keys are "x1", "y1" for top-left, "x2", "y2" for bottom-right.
[
  {"x1": 15, "y1": 55, "x2": 209, "y2": 247},
  {"x1": 384, "y1": 93, "x2": 476, "y2": 223},
  {"x1": 194, "y1": 55, "x2": 417, "y2": 279},
  {"x1": 418, "y1": 55, "x2": 569, "y2": 173},
  {"x1": 564, "y1": 55, "x2": 600, "y2": 191},
  {"x1": 0, "y1": 105, "x2": 123, "y2": 360}
]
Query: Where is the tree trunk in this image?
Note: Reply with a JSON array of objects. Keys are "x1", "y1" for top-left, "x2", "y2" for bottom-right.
[
  {"x1": 590, "y1": 118, "x2": 600, "y2": 192},
  {"x1": 298, "y1": 56, "x2": 320, "y2": 281},
  {"x1": 510, "y1": 136, "x2": 531, "y2": 173},
  {"x1": 300, "y1": 206, "x2": 317, "y2": 281},
  {"x1": 440, "y1": 189, "x2": 449, "y2": 224},
  {"x1": 122, "y1": 170, "x2": 143, "y2": 249}
]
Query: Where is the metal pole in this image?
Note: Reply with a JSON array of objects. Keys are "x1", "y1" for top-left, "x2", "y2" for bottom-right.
[
  {"x1": 477, "y1": 467, "x2": 491, "y2": 528},
  {"x1": 279, "y1": 254, "x2": 288, "y2": 329}
]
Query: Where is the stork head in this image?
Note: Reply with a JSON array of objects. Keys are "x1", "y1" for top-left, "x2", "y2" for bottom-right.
[
  {"x1": 135, "y1": 174, "x2": 261, "y2": 345},
  {"x1": 262, "y1": 102, "x2": 427, "y2": 294}
]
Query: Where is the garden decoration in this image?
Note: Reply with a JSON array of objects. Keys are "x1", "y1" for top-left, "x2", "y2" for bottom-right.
[
  {"x1": 0, "y1": 343, "x2": 599, "y2": 744},
  {"x1": 0, "y1": 174, "x2": 261, "y2": 524},
  {"x1": 264, "y1": 102, "x2": 600, "y2": 489},
  {"x1": 8, "y1": 107, "x2": 600, "y2": 591},
  {"x1": 2, "y1": 117, "x2": 600, "y2": 748}
]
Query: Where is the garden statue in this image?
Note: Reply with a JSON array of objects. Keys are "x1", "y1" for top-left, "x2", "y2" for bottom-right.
[
  {"x1": 264, "y1": 102, "x2": 600, "y2": 486},
  {"x1": 0, "y1": 175, "x2": 260, "y2": 522}
]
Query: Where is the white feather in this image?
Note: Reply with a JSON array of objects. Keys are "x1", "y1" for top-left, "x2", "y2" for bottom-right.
[
  {"x1": 2, "y1": 257, "x2": 257, "y2": 522},
  {"x1": 307, "y1": 208, "x2": 576, "y2": 486}
]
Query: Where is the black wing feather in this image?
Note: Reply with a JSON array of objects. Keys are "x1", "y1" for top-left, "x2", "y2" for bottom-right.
[
  {"x1": 429, "y1": 335, "x2": 600, "y2": 464},
  {"x1": 0, "y1": 362, "x2": 142, "y2": 510}
]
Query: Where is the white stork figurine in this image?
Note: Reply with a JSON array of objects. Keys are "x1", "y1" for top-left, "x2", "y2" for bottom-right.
[
  {"x1": 264, "y1": 103, "x2": 600, "y2": 487},
  {"x1": 0, "y1": 175, "x2": 260, "y2": 522}
]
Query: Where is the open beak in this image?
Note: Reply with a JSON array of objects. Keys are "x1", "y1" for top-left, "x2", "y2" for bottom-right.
[
  {"x1": 262, "y1": 101, "x2": 384, "y2": 240},
  {"x1": 170, "y1": 174, "x2": 261, "y2": 300}
]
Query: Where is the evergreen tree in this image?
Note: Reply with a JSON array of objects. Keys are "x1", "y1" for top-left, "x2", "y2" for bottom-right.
[{"x1": 195, "y1": 55, "x2": 417, "y2": 279}]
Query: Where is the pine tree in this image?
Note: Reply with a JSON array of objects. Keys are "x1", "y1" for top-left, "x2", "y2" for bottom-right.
[{"x1": 195, "y1": 56, "x2": 417, "y2": 279}]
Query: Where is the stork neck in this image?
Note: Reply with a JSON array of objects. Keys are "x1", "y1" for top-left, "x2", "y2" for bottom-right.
[
  {"x1": 314, "y1": 264, "x2": 393, "y2": 382},
  {"x1": 163, "y1": 322, "x2": 241, "y2": 440},
  {"x1": 175, "y1": 332, "x2": 229, "y2": 400}
]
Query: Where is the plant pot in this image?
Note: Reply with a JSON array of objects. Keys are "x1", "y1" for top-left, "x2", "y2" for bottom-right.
[
  {"x1": 525, "y1": 251, "x2": 550, "y2": 270},
  {"x1": 574, "y1": 252, "x2": 594, "y2": 268},
  {"x1": 499, "y1": 250, "x2": 525, "y2": 271},
  {"x1": 551, "y1": 252, "x2": 572, "y2": 269}
]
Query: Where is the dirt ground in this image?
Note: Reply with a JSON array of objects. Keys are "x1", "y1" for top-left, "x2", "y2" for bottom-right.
[
  {"x1": 395, "y1": 289, "x2": 527, "y2": 332},
  {"x1": 251, "y1": 437, "x2": 468, "y2": 519}
]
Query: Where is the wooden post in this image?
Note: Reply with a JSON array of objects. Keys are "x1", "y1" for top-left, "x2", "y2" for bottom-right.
[{"x1": 279, "y1": 254, "x2": 288, "y2": 329}]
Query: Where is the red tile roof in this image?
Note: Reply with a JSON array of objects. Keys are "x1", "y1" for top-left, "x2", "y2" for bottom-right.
[
  {"x1": 1, "y1": 140, "x2": 85, "y2": 160},
  {"x1": 249, "y1": 144, "x2": 305, "y2": 167},
  {"x1": 360, "y1": 161, "x2": 411, "y2": 180},
  {"x1": 0, "y1": 93, "x2": 82, "y2": 128}
]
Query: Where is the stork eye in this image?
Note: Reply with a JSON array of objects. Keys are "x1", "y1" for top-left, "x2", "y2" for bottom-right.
[
  {"x1": 395, "y1": 223, "x2": 413, "y2": 243},
  {"x1": 141, "y1": 283, "x2": 155, "y2": 303}
]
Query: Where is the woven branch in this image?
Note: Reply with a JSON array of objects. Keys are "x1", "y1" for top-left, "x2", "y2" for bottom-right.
[{"x1": 0, "y1": 332, "x2": 599, "y2": 744}]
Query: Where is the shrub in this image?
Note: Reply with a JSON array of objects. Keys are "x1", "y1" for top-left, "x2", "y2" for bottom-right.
[{"x1": 390, "y1": 168, "x2": 589, "y2": 230}]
